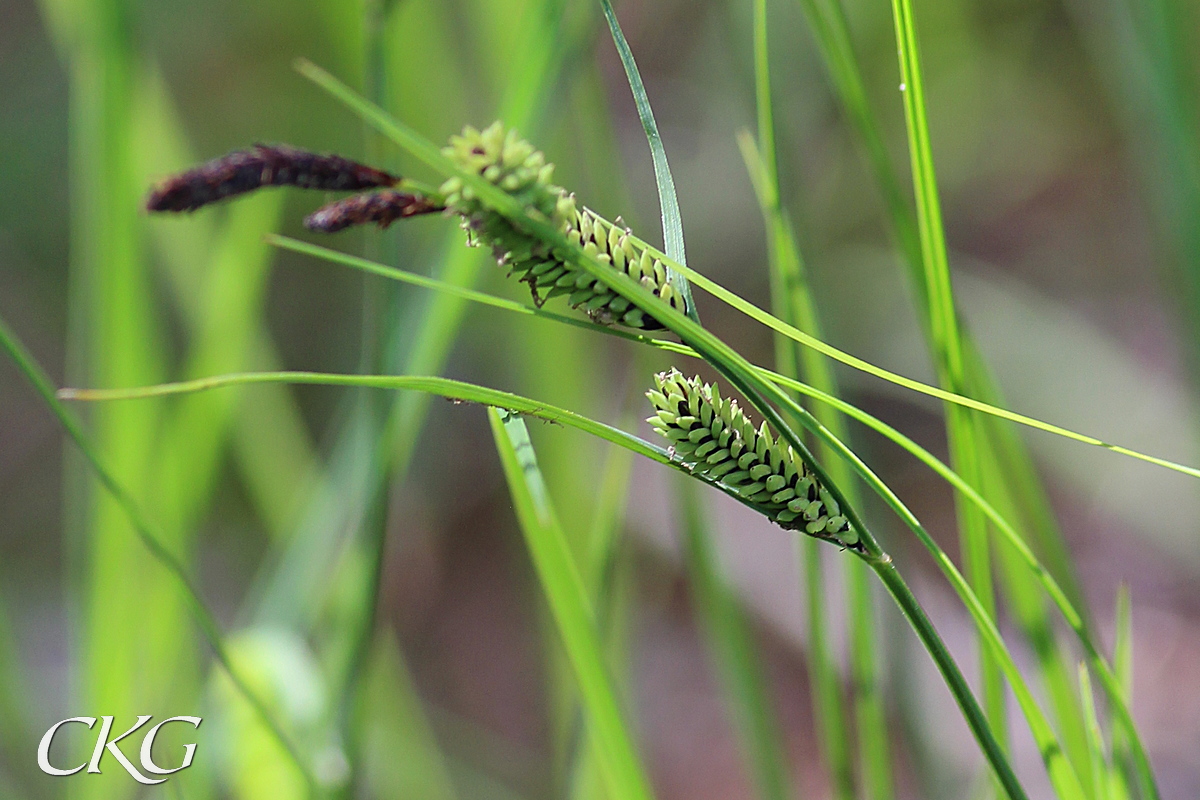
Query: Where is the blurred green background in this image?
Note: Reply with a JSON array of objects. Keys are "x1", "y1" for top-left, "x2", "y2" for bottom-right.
[{"x1": 1, "y1": 0, "x2": 1199, "y2": 798}]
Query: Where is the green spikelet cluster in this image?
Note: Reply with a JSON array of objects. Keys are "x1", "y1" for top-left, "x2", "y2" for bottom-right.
[
  {"x1": 647, "y1": 369, "x2": 861, "y2": 549},
  {"x1": 439, "y1": 122, "x2": 689, "y2": 330}
]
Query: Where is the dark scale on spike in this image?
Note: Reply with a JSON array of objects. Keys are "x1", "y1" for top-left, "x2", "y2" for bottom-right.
[
  {"x1": 304, "y1": 190, "x2": 444, "y2": 233},
  {"x1": 145, "y1": 144, "x2": 400, "y2": 213}
]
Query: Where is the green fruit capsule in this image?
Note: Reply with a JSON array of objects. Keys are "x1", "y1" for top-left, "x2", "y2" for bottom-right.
[
  {"x1": 622, "y1": 307, "x2": 645, "y2": 326},
  {"x1": 584, "y1": 292, "x2": 613, "y2": 312},
  {"x1": 738, "y1": 482, "x2": 766, "y2": 498},
  {"x1": 609, "y1": 247, "x2": 628, "y2": 272},
  {"x1": 705, "y1": 448, "x2": 731, "y2": 465},
  {"x1": 709, "y1": 460, "x2": 737, "y2": 478},
  {"x1": 655, "y1": 410, "x2": 678, "y2": 426}
]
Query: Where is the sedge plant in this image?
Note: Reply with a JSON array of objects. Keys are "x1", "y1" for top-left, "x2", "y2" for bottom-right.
[
  {"x1": 5, "y1": 5, "x2": 1184, "y2": 799},
  {"x1": 28, "y1": 63, "x2": 1172, "y2": 800}
]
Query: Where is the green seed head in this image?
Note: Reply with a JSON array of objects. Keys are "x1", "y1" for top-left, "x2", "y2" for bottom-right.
[
  {"x1": 646, "y1": 369, "x2": 860, "y2": 550},
  {"x1": 441, "y1": 121, "x2": 690, "y2": 330}
]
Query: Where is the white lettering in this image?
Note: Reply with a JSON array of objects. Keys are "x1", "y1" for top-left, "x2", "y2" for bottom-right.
[
  {"x1": 139, "y1": 716, "x2": 201, "y2": 775},
  {"x1": 37, "y1": 717, "x2": 97, "y2": 776},
  {"x1": 86, "y1": 715, "x2": 164, "y2": 785}
]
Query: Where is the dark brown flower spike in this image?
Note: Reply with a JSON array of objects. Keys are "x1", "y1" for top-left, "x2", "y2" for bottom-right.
[
  {"x1": 303, "y1": 190, "x2": 445, "y2": 233},
  {"x1": 145, "y1": 144, "x2": 400, "y2": 212}
]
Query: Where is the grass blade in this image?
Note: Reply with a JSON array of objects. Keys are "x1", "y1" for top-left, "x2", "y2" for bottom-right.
[
  {"x1": 599, "y1": 7, "x2": 797, "y2": 795},
  {"x1": 1078, "y1": 664, "x2": 1111, "y2": 800},
  {"x1": 358, "y1": 632, "x2": 457, "y2": 800},
  {"x1": 0, "y1": 315, "x2": 317, "y2": 793},
  {"x1": 596, "y1": 0, "x2": 697, "y2": 320},
  {"x1": 648, "y1": 252, "x2": 1200, "y2": 480},
  {"x1": 795, "y1": 0, "x2": 1093, "y2": 746},
  {"x1": 1110, "y1": 587, "x2": 1136, "y2": 800},
  {"x1": 745, "y1": 0, "x2": 888, "y2": 790},
  {"x1": 886, "y1": 0, "x2": 1006, "y2": 760},
  {"x1": 131, "y1": 71, "x2": 320, "y2": 542},
  {"x1": 488, "y1": 408, "x2": 655, "y2": 800}
]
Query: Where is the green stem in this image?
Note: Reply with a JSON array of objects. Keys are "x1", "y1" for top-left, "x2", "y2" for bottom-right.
[{"x1": 868, "y1": 561, "x2": 1029, "y2": 800}]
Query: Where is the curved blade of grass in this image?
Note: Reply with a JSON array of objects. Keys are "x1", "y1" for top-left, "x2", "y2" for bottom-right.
[
  {"x1": 295, "y1": 57, "x2": 1200, "y2": 483},
  {"x1": 596, "y1": 0, "x2": 697, "y2": 321},
  {"x1": 489, "y1": 408, "x2": 655, "y2": 800},
  {"x1": 62, "y1": 371, "x2": 782, "y2": 528},
  {"x1": 268, "y1": 231, "x2": 1155, "y2": 800},
  {"x1": 0, "y1": 316, "x2": 317, "y2": 794},
  {"x1": 985, "y1": 456, "x2": 1095, "y2": 794},
  {"x1": 746, "y1": 1, "x2": 888, "y2": 788},
  {"x1": 62, "y1": 363, "x2": 1026, "y2": 800}
]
